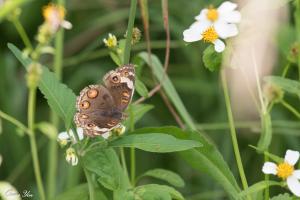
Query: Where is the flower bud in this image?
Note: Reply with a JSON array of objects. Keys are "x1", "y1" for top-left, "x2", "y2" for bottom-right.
[
  {"x1": 65, "y1": 147, "x2": 78, "y2": 166},
  {"x1": 26, "y1": 63, "x2": 42, "y2": 89},
  {"x1": 263, "y1": 83, "x2": 284, "y2": 104}
]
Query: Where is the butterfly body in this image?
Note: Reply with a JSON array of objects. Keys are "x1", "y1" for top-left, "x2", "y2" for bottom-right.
[{"x1": 74, "y1": 64, "x2": 135, "y2": 137}]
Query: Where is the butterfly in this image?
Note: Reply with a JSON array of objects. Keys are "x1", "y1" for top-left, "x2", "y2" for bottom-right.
[{"x1": 74, "y1": 64, "x2": 135, "y2": 137}]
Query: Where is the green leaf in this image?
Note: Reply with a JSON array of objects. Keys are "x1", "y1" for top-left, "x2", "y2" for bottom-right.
[
  {"x1": 109, "y1": 133, "x2": 201, "y2": 153},
  {"x1": 239, "y1": 181, "x2": 283, "y2": 198},
  {"x1": 271, "y1": 193, "x2": 294, "y2": 200},
  {"x1": 109, "y1": 52, "x2": 122, "y2": 66},
  {"x1": 138, "y1": 52, "x2": 196, "y2": 129},
  {"x1": 138, "y1": 168, "x2": 185, "y2": 188},
  {"x1": 124, "y1": 104, "x2": 154, "y2": 127},
  {"x1": 130, "y1": 126, "x2": 241, "y2": 198},
  {"x1": 135, "y1": 78, "x2": 149, "y2": 97},
  {"x1": 8, "y1": 43, "x2": 77, "y2": 129},
  {"x1": 82, "y1": 147, "x2": 130, "y2": 191},
  {"x1": 202, "y1": 45, "x2": 222, "y2": 72},
  {"x1": 257, "y1": 112, "x2": 272, "y2": 151},
  {"x1": 134, "y1": 184, "x2": 184, "y2": 200},
  {"x1": 53, "y1": 184, "x2": 108, "y2": 200},
  {"x1": 35, "y1": 122, "x2": 57, "y2": 140},
  {"x1": 265, "y1": 76, "x2": 300, "y2": 96}
]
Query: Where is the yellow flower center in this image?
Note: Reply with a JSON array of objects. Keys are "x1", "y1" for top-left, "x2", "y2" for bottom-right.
[
  {"x1": 202, "y1": 27, "x2": 218, "y2": 43},
  {"x1": 104, "y1": 34, "x2": 117, "y2": 48},
  {"x1": 206, "y1": 8, "x2": 219, "y2": 21},
  {"x1": 277, "y1": 162, "x2": 294, "y2": 179},
  {"x1": 43, "y1": 4, "x2": 65, "y2": 22}
]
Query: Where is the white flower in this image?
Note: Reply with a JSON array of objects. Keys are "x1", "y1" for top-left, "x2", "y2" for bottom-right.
[
  {"x1": 65, "y1": 148, "x2": 78, "y2": 166},
  {"x1": 103, "y1": 33, "x2": 117, "y2": 48},
  {"x1": 57, "y1": 127, "x2": 84, "y2": 145},
  {"x1": 43, "y1": 4, "x2": 72, "y2": 33},
  {"x1": 195, "y1": 1, "x2": 241, "y2": 27},
  {"x1": 0, "y1": 182, "x2": 21, "y2": 200},
  {"x1": 183, "y1": 1, "x2": 241, "y2": 52},
  {"x1": 262, "y1": 150, "x2": 300, "y2": 197}
]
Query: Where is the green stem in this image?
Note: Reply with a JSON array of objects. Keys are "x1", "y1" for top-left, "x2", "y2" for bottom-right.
[
  {"x1": 281, "y1": 100, "x2": 300, "y2": 119},
  {"x1": 264, "y1": 154, "x2": 269, "y2": 200},
  {"x1": 0, "y1": 110, "x2": 32, "y2": 135},
  {"x1": 123, "y1": 0, "x2": 137, "y2": 64},
  {"x1": 84, "y1": 168, "x2": 95, "y2": 200},
  {"x1": 28, "y1": 88, "x2": 46, "y2": 200},
  {"x1": 129, "y1": 106, "x2": 136, "y2": 186},
  {"x1": 281, "y1": 63, "x2": 291, "y2": 78},
  {"x1": 120, "y1": 147, "x2": 129, "y2": 178},
  {"x1": 295, "y1": 0, "x2": 300, "y2": 80},
  {"x1": 11, "y1": 17, "x2": 33, "y2": 51},
  {"x1": 47, "y1": 0, "x2": 65, "y2": 197},
  {"x1": 221, "y1": 70, "x2": 250, "y2": 198}
]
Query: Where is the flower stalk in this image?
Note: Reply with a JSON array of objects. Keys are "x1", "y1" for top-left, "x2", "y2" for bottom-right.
[{"x1": 221, "y1": 70, "x2": 250, "y2": 199}]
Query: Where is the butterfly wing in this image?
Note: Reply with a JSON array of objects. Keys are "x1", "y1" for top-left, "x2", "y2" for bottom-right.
[
  {"x1": 103, "y1": 64, "x2": 135, "y2": 111},
  {"x1": 74, "y1": 85, "x2": 122, "y2": 136}
]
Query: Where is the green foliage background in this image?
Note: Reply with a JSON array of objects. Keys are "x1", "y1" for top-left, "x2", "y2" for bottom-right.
[{"x1": 0, "y1": 0, "x2": 299, "y2": 199}]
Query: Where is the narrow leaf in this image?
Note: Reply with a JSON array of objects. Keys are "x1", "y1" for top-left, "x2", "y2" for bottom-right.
[
  {"x1": 139, "y1": 168, "x2": 185, "y2": 188},
  {"x1": 239, "y1": 181, "x2": 283, "y2": 198},
  {"x1": 265, "y1": 76, "x2": 300, "y2": 96},
  {"x1": 134, "y1": 184, "x2": 184, "y2": 200},
  {"x1": 135, "y1": 78, "x2": 149, "y2": 97},
  {"x1": 138, "y1": 52, "x2": 196, "y2": 129},
  {"x1": 109, "y1": 133, "x2": 201, "y2": 153}
]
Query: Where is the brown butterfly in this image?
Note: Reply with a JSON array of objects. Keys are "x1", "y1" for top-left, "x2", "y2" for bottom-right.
[{"x1": 74, "y1": 64, "x2": 135, "y2": 137}]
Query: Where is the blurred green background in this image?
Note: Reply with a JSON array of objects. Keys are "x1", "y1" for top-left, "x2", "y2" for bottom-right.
[{"x1": 0, "y1": 0, "x2": 300, "y2": 199}]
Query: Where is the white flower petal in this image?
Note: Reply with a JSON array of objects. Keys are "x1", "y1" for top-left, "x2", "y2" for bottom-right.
[
  {"x1": 61, "y1": 20, "x2": 72, "y2": 29},
  {"x1": 293, "y1": 170, "x2": 300, "y2": 179},
  {"x1": 77, "y1": 128, "x2": 84, "y2": 141},
  {"x1": 58, "y1": 131, "x2": 70, "y2": 140},
  {"x1": 218, "y1": 1, "x2": 237, "y2": 13},
  {"x1": 0, "y1": 181, "x2": 21, "y2": 200},
  {"x1": 71, "y1": 156, "x2": 78, "y2": 166},
  {"x1": 285, "y1": 150, "x2": 300, "y2": 166},
  {"x1": 221, "y1": 11, "x2": 241, "y2": 23},
  {"x1": 287, "y1": 176, "x2": 300, "y2": 197},
  {"x1": 102, "y1": 132, "x2": 111, "y2": 139},
  {"x1": 215, "y1": 22, "x2": 238, "y2": 39},
  {"x1": 195, "y1": 9, "x2": 208, "y2": 21},
  {"x1": 183, "y1": 21, "x2": 212, "y2": 42},
  {"x1": 213, "y1": 39, "x2": 225, "y2": 52},
  {"x1": 262, "y1": 162, "x2": 278, "y2": 175}
]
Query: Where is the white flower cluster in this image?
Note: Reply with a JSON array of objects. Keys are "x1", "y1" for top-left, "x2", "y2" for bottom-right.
[{"x1": 183, "y1": 1, "x2": 241, "y2": 52}]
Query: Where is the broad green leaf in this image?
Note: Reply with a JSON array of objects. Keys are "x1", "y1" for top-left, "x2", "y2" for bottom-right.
[
  {"x1": 271, "y1": 193, "x2": 294, "y2": 200},
  {"x1": 138, "y1": 52, "x2": 196, "y2": 129},
  {"x1": 53, "y1": 184, "x2": 108, "y2": 200},
  {"x1": 134, "y1": 184, "x2": 184, "y2": 200},
  {"x1": 138, "y1": 168, "x2": 185, "y2": 188},
  {"x1": 239, "y1": 181, "x2": 283, "y2": 198},
  {"x1": 109, "y1": 133, "x2": 201, "y2": 153},
  {"x1": 8, "y1": 43, "x2": 76, "y2": 129},
  {"x1": 124, "y1": 104, "x2": 154, "y2": 127},
  {"x1": 82, "y1": 147, "x2": 130, "y2": 191},
  {"x1": 202, "y1": 45, "x2": 222, "y2": 72},
  {"x1": 130, "y1": 126, "x2": 241, "y2": 198},
  {"x1": 257, "y1": 112, "x2": 272, "y2": 151},
  {"x1": 265, "y1": 76, "x2": 300, "y2": 96},
  {"x1": 135, "y1": 78, "x2": 149, "y2": 97},
  {"x1": 35, "y1": 122, "x2": 57, "y2": 140}
]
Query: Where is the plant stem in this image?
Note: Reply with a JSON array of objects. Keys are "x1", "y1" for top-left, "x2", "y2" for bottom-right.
[
  {"x1": 84, "y1": 168, "x2": 95, "y2": 200},
  {"x1": 294, "y1": 0, "x2": 300, "y2": 80},
  {"x1": 47, "y1": 0, "x2": 65, "y2": 197},
  {"x1": 281, "y1": 63, "x2": 291, "y2": 77},
  {"x1": 11, "y1": 17, "x2": 33, "y2": 51},
  {"x1": 221, "y1": 70, "x2": 250, "y2": 197},
  {"x1": 129, "y1": 106, "x2": 136, "y2": 186},
  {"x1": 0, "y1": 110, "x2": 32, "y2": 135},
  {"x1": 264, "y1": 154, "x2": 269, "y2": 200},
  {"x1": 123, "y1": 0, "x2": 137, "y2": 64},
  {"x1": 120, "y1": 147, "x2": 129, "y2": 178},
  {"x1": 28, "y1": 88, "x2": 46, "y2": 200},
  {"x1": 281, "y1": 100, "x2": 300, "y2": 119}
]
